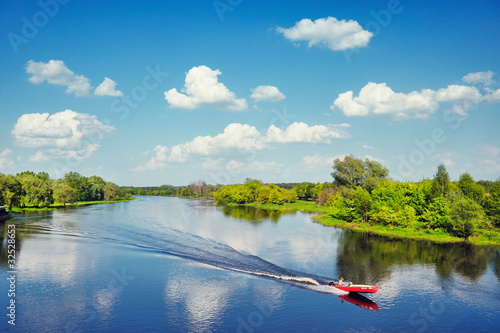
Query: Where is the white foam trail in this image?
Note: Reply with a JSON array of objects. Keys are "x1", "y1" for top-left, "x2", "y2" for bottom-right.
[{"x1": 227, "y1": 267, "x2": 319, "y2": 285}]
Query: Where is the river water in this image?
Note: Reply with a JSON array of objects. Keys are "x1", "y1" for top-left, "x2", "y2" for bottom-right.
[{"x1": 1, "y1": 196, "x2": 499, "y2": 332}]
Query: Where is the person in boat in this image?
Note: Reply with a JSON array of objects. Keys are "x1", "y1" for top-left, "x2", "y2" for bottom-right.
[{"x1": 337, "y1": 277, "x2": 344, "y2": 286}]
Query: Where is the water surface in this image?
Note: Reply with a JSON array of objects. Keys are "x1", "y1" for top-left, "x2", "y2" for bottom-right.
[{"x1": 1, "y1": 196, "x2": 499, "y2": 332}]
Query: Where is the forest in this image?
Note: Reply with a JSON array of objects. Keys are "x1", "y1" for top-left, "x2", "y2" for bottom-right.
[
  {"x1": 0, "y1": 171, "x2": 130, "y2": 210},
  {"x1": 212, "y1": 155, "x2": 500, "y2": 241}
]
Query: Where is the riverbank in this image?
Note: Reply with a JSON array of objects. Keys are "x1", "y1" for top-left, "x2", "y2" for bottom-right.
[
  {"x1": 7, "y1": 197, "x2": 136, "y2": 212},
  {"x1": 237, "y1": 200, "x2": 500, "y2": 246}
]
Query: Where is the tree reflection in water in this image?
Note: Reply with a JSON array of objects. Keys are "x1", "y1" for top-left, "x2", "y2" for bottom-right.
[
  {"x1": 220, "y1": 205, "x2": 292, "y2": 223},
  {"x1": 336, "y1": 230, "x2": 500, "y2": 284}
]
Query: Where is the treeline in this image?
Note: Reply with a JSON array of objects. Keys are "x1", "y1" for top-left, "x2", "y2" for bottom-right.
[
  {"x1": 123, "y1": 180, "x2": 223, "y2": 198},
  {"x1": 0, "y1": 171, "x2": 130, "y2": 209},
  {"x1": 214, "y1": 178, "x2": 298, "y2": 205},
  {"x1": 322, "y1": 156, "x2": 499, "y2": 240},
  {"x1": 212, "y1": 155, "x2": 500, "y2": 241}
]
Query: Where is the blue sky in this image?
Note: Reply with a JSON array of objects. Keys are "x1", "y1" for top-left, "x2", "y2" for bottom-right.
[{"x1": 1, "y1": 0, "x2": 500, "y2": 186}]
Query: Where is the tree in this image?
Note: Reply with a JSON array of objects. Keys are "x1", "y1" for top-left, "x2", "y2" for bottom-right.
[
  {"x1": 331, "y1": 155, "x2": 388, "y2": 191},
  {"x1": 482, "y1": 181, "x2": 500, "y2": 227},
  {"x1": 293, "y1": 182, "x2": 315, "y2": 200},
  {"x1": 54, "y1": 184, "x2": 77, "y2": 207},
  {"x1": 16, "y1": 172, "x2": 53, "y2": 207},
  {"x1": 0, "y1": 174, "x2": 22, "y2": 209},
  {"x1": 64, "y1": 171, "x2": 86, "y2": 201},
  {"x1": 352, "y1": 187, "x2": 371, "y2": 223},
  {"x1": 431, "y1": 164, "x2": 450, "y2": 197},
  {"x1": 457, "y1": 173, "x2": 484, "y2": 203},
  {"x1": 449, "y1": 197, "x2": 489, "y2": 240},
  {"x1": 104, "y1": 182, "x2": 119, "y2": 201}
]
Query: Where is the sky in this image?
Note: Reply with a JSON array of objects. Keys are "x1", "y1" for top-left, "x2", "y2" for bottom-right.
[{"x1": 1, "y1": 0, "x2": 500, "y2": 186}]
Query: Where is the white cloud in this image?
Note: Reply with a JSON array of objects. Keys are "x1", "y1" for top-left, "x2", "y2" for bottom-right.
[
  {"x1": 94, "y1": 77, "x2": 123, "y2": 96},
  {"x1": 164, "y1": 65, "x2": 247, "y2": 111},
  {"x1": 332, "y1": 81, "x2": 486, "y2": 119},
  {"x1": 363, "y1": 144, "x2": 374, "y2": 149},
  {"x1": 462, "y1": 71, "x2": 494, "y2": 86},
  {"x1": 29, "y1": 144, "x2": 101, "y2": 163},
  {"x1": 12, "y1": 110, "x2": 114, "y2": 148},
  {"x1": 276, "y1": 17, "x2": 373, "y2": 51},
  {"x1": 29, "y1": 151, "x2": 50, "y2": 162},
  {"x1": 484, "y1": 88, "x2": 500, "y2": 103},
  {"x1": 0, "y1": 149, "x2": 15, "y2": 169},
  {"x1": 134, "y1": 122, "x2": 349, "y2": 170},
  {"x1": 250, "y1": 85, "x2": 285, "y2": 102},
  {"x1": 12, "y1": 110, "x2": 114, "y2": 162},
  {"x1": 131, "y1": 145, "x2": 169, "y2": 171},
  {"x1": 265, "y1": 122, "x2": 350, "y2": 143},
  {"x1": 168, "y1": 123, "x2": 265, "y2": 163},
  {"x1": 26, "y1": 60, "x2": 91, "y2": 97}
]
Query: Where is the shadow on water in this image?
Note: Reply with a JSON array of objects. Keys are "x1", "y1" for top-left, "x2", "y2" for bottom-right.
[{"x1": 337, "y1": 230, "x2": 500, "y2": 284}]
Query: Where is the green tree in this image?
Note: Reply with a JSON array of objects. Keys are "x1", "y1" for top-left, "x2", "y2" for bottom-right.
[
  {"x1": 0, "y1": 174, "x2": 22, "y2": 209},
  {"x1": 293, "y1": 182, "x2": 315, "y2": 200},
  {"x1": 16, "y1": 172, "x2": 53, "y2": 207},
  {"x1": 482, "y1": 181, "x2": 500, "y2": 227},
  {"x1": 331, "y1": 155, "x2": 388, "y2": 191},
  {"x1": 104, "y1": 182, "x2": 119, "y2": 201},
  {"x1": 431, "y1": 164, "x2": 450, "y2": 197},
  {"x1": 457, "y1": 173, "x2": 484, "y2": 203},
  {"x1": 450, "y1": 197, "x2": 488, "y2": 240},
  {"x1": 352, "y1": 187, "x2": 371, "y2": 223},
  {"x1": 54, "y1": 184, "x2": 77, "y2": 207},
  {"x1": 423, "y1": 197, "x2": 453, "y2": 232}
]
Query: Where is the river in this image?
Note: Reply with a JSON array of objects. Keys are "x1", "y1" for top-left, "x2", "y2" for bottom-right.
[{"x1": 1, "y1": 196, "x2": 499, "y2": 332}]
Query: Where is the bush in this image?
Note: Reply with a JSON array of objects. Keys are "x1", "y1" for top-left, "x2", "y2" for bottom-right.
[{"x1": 316, "y1": 187, "x2": 337, "y2": 206}]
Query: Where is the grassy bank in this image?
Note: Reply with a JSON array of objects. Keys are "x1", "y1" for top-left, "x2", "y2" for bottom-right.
[
  {"x1": 7, "y1": 197, "x2": 135, "y2": 212},
  {"x1": 241, "y1": 200, "x2": 500, "y2": 246}
]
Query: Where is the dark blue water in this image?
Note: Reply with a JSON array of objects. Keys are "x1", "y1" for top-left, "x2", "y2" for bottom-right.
[{"x1": 1, "y1": 196, "x2": 499, "y2": 332}]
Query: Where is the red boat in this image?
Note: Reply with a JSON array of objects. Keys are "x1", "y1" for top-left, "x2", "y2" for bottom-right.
[{"x1": 328, "y1": 281, "x2": 378, "y2": 293}]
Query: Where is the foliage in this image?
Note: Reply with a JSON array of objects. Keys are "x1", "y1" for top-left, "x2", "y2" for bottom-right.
[
  {"x1": 292, "y1": 182, "x2": 315, "y2": 200},
  {"x1": 315, "y1": 187, "x2": 337, "y2": 206},
  {"x1": 0, "y1": 171, "x2": 129, "y2": 210},
  {"x1": 16, "y1": 171, "x2": 54, "y2": 207},
  {"x1": 0, "y1": 174, "x2": 22, "y2": 209},
  {"x1": 449, "y1": 197, "x2": 489, "y2": 239},
  {"x1": 54, "y1": 184, "x2": 78, "y2": 207},
  {"x1": 431, "y1": 164, "x2": 450, "y2": 198},
  {"x1": 213, "y1": 181, "x2": 297, "y2": 205},
  {"x1": 457, "y1": 173, "x2": 485, "y2": 203},
  {"x1": 331, "y1": 155, "x2": 389, "y2": 192},
  {"x1": 482, "y1": 181, "x2": 500, "y2": 227}
]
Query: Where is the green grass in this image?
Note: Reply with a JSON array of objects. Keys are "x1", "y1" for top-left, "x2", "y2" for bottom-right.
[{"x1": 237, "y1": 200, "x2": 500, "y2": 246}]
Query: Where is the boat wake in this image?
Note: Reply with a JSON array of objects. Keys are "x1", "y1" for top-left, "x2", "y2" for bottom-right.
[{"x1": 40, "y1": 221, "x2": 347, "y2": 295}]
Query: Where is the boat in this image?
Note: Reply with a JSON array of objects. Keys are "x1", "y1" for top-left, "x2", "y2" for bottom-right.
[{"x1": 328, "y1": 281, "x2": 378, "y2": 293}]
